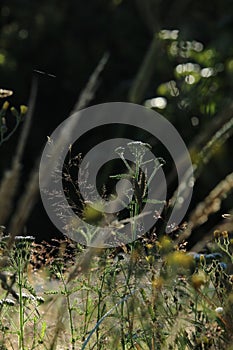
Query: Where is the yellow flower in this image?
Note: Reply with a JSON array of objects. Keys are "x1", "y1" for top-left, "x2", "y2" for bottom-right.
[
  {"x1": 167, "y1": 251, "x2": 194, "y2": 269},
  {"x1": 20, "y1": 105, "x2": 28, "y2": 115},
  {"x1": 2, "y1": 101, "x2": 9, "y2": 110},
  {"x1": 145, "y1": 255, "x2": 155, "y2": 265},
  {"x1": 146, "y1": 243, "x2": 154, "y2": 250},
  {"x1": 191, "y1": 272, "x2": 206, "y2": 289},
  {"x1": 222, "y1": 230, "x2": 228, "y2": 238},
  {"x1": 159, "y1": 236, "x2": 173, "y2": 253},
  {"x1": 200, "y1": 254, "x2": 205, "y2": 263},
  {"x1": 10, "y1": 106, "x2": 18, "y2": 117},
  {"x1": 214, "y1": 230, "x2": 221, "y2": 239}
]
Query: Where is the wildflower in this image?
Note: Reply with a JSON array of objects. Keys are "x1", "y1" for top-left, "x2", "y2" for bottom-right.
[
  {"x1": 2, "y1": 101, "x2": 9, "y2": 110},
  {"x1": 127, "y1": 141, "x2": 151, "y2": 159},
  {"x1": 159, "y1": 236, "x2": 173, "y2": 254},
  {"x1": 146, "y1": 243, "x2": 154, "y2": 250},
  {"x1": 214, "y1": 230, "x2": 221, "y2": 239},
  {"x1": 115, "y1": 146, "x2": 125, "y2": 158},
  {"x1": 222, "y1": 231, "x2": 228, "y2": 238},
  {"x1": 145, "y1": 255, "x2": 155, "y2": 265},
  {"x1": 10, "y1": 106, "x2": 18, "y2": 117},
  {"x1": 215, "y1": 307, "x2": 224, "y2": 314},
  {"x1": 191, "y1": 272, "x2": 206, "y2": 289},
  {"x1": 20, "y1": 105, "x2": 28, "y2": 115},
  {"x1": 166, "y1": 251, "x2": 194, "y2": 271},
  {"x1": 199, "y1": 254, "x2": 205, "y2": 263}
]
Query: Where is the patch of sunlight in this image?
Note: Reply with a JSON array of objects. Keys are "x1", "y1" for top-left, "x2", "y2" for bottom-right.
[
  {"x1": 192, "y1": 41, "x2": 204, "y2": 52},
  {"x1": 159, "y1": 29, "x2": 179, "y2": 40},
  {"x1": 185, "y1": 75, "x2": 195, "y2": 84},
  {"x1": 18, "y1": 29, "x2": 28, "y2": 39},
  {"x1": 227, "y1": 59, "x2": 233, "y2": 72},
  {"x1": 176, "y1": 63, "x2": 200, "y2": 74},
  {"x1": 168, "y1": 80, "x2": 179, "y2": 96},
  {"x1": 0, "y1": 53, "x2": 5, "y2": 65},
  {"x1": 169, "y1": 41, "x2": 178, "y2": 56},
  {"x1": 145, "y1": 97, "x2": 167, "y2": 109},
  {"x1": 191, "y1": 116, "x2": 199, "y2": 127},
  {"x1": 201, "y1": 67, "x2": 214, "y2": 78}
]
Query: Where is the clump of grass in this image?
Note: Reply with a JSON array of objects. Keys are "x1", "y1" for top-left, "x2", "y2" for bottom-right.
[
  {"x1": 1, "y1": 140, "x2": 232, "y2": 349},
  {"x1": 0, "y1": 227, "x2": 233, "y2": 349}
]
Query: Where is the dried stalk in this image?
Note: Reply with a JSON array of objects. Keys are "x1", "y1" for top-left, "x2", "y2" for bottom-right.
[
  {"x1": 0, "y1": 78, "x2": 37, "y2": 225},
  {"x1": 177, "y1": 171, "x2": 233, "y2": 245}
]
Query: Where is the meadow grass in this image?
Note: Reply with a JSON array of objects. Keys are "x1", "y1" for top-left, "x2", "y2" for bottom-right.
[
  {"x1": 0, "y1": 223, "x2": 233, "y2": 349},
  {"x1": 1, "y1": 32, "x2": 233, "y2": 349}
]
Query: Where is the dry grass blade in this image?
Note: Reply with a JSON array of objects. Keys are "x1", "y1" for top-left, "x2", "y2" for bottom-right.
[
  {"x1": 9, "y1": 162, "x2": 39, "y2": 237},
  {"x1": 0, "y1": 78, "x2": 37, "y2": 226},
  {"x1": 70, "y1": 52, "x2": 109, "y2": 114},
  {"x1": 177, "y1": 171, "x2": 233, "y2": 244}
]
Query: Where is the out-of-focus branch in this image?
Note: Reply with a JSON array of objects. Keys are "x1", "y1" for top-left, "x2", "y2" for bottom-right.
[
  {"x1": 0, "y1": 78, "x2": 38, "y2": 225},
  {"x1": 128, "y1": 34, "x2": 161, "y2": 104},
  {"x1": 70, "y1": 52, "x2": 109, "y2": 114}
]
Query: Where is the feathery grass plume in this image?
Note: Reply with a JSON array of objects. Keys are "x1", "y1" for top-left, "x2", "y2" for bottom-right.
[
  {"x1": 39, "y1": 52, "x2": 109, "y2": 192},
  {"x1": 0, "y1": 78, "x2": 37, "y2": 226}
]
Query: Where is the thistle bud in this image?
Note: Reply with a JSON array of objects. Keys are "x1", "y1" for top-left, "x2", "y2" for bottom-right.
[
  {"x1": 2, "y1": 101, "x2": 9, "y2": 110},
  {"x1": 20, "y1": 105, "x2": 28, "y2": 115},
  {"x1": 10, "y1": 106, "x2": 18, "y2": 117}
]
